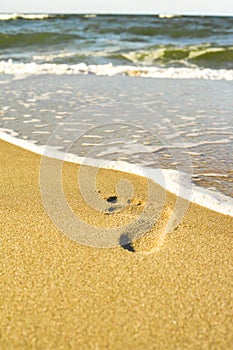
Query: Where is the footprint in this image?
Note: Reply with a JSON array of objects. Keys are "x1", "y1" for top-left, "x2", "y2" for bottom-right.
[{"x1": 131, "y1": 207, "x2": 174, "y2": 255}]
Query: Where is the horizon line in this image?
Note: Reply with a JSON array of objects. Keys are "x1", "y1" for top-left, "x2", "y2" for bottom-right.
[{"x1": 0, "y1": 11, "x2": 233, "y2": 17}]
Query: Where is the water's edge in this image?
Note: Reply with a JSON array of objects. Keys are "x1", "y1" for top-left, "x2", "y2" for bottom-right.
[{"x1": 1, "y1": 129, "x2": 233, "y2": 217}]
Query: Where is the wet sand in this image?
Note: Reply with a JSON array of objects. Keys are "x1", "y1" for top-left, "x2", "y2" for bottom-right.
[{"x1": 1, "y1": 139, "x2": 233, "y2": 349}]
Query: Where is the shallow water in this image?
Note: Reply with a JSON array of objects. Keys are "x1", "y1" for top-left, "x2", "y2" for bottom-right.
[{"x1": 0, "y1": 74, "x2": 232, "y2": 198}]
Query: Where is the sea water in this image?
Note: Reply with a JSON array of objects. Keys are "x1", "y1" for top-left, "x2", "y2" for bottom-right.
[{"x1": 0, "y1": 14, "x2": 232, "y2": 215}]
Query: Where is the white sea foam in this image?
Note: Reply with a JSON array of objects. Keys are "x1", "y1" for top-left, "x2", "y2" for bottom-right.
[
  {"x1": 1, "y1": 129, "x2": 233, "y2": 217},
  {"x1": 84, "y1": 14, "x2": 97, "y2": 18},
  {"x1": 1, "y1": 60, "x2": 233, "y2": 80},
  {"x1": 0, "y1": 13, "x2": 52, "y2": 20},
  {"x1": 158, "y1": 14, "x2": 181, "y2": 19}
]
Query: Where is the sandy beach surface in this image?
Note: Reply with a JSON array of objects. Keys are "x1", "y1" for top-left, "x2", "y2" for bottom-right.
[{"x1": 1, "y1": 139, "x2": 233, "y2": 349}]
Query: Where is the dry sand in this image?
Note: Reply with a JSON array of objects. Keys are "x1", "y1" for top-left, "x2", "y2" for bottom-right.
[{"x1": 0, "y1": 139, "x2": 233, "y2": 349}]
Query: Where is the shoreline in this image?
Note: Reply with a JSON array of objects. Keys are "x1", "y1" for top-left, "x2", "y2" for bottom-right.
[
  {"x1": 1, "y1": 139, "x2": 233, "y2": 348},
  {"x1": 1, "y1": 130, "x2": 233, "y2": 217},
  {"x1": 1, "y1": 74, "x2": 232, "y2": 200}
]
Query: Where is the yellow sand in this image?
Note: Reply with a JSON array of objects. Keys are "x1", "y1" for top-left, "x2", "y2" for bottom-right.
[{"x1": 0, "y1": 139, "x2": 233, "y2": 349}]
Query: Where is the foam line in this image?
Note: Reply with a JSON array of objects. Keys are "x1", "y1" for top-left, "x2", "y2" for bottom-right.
[
  {"x1": 1, "y1": 60, "x2": 233, "y2": 80},
  {"x1": 1, "y1": 130, "x2": 233, "y2": 217},
  {"x1": 0, "y1": 14, "x2": 51, "y2": 20}
]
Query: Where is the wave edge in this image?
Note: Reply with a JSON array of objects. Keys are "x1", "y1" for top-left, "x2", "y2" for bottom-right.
[
  {"x1": 1, "y1": 60, "x2": 233, "y2": 80},
  {"x1": 1, "y1": 129, "x2": 233, "y2": 217}
]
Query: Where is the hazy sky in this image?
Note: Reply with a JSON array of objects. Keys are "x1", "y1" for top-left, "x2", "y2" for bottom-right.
[{"x1": 1, "y1": 0, "x2": 233, "y2": 16}]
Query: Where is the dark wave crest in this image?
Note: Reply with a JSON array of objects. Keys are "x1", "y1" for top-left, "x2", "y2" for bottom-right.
[{"x1": 0, "y1": 32, "x2": 83, "y2": 49}]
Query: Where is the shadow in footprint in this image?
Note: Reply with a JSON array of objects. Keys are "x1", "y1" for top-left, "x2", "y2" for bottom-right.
[{"x1": 119, "y1": 234, "x2": 135, "y2": 253}]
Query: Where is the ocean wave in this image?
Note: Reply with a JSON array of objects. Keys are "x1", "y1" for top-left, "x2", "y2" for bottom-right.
[
  {"x1": 0, "y1": 13, "x2": 52, "y2": 21},
  {"x1": 0, "y1": 32, "x2": 83, "y2": 49},
  {"x1": 0, "y1": 15, "x2": 232, "y2": 70},
  {"x1": 1, "y1": 30, "x2": 232, "y2": 69},
  {"x1": 1, "y1": 129, "x2": 233, "y2": 217},
  {"x1": 98, "y1": 23, "x2": 232, "y2": 39},
  {"x1": 31, "y1": 45, "x2": 233, "y2": 70},
  {"x1": 0, "y1": 13, "x2": 99, "y2": 21},
  {"x1": 158, "y1": 14, "x2": 182, "y2": 19},
  {"x1": 114, "y1": 45, "x2": 233, "y2": 69},
  {"x1": 0, "y1": 60, "x2": 233, "y2": 80},
  {"x1": 189, "y1": 47, "x2": 233, "y2": 68}
]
